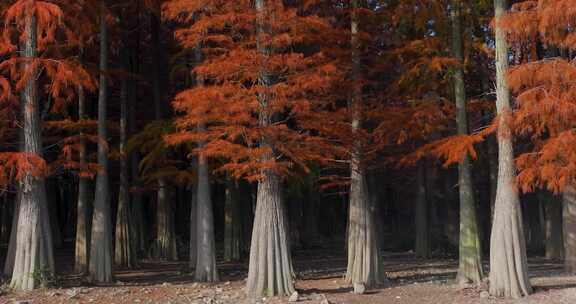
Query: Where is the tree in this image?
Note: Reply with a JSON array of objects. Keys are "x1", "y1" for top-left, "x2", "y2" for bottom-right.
[
  {"x1": 451, "y1": 0, "x2": 483, "y2": 285},
  {"x1": 488, "y1": 0, "x2": 531, "y2": 298},
  {"x1": 89, "y1": 2, "x2": 113, "y2": 283},
  {"x1": 0, "y1": 0, "x2": 92, "y2": 290},
  {"x1": 164, "y1": 0, "x2": 336, "y2": 297}
]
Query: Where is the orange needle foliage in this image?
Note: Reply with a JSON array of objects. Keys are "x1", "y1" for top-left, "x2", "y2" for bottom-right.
[{"x1": 163, "y1": 0, "x2": 339, "y2": 181}]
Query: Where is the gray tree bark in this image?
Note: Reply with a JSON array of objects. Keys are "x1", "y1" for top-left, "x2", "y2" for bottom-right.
[
  {"x1": 414, "y1": 163, "x2": 430, "y2": 259},
  {"x1": 224, "y1": 179, "x2": 242, "y2": 262},
  {"x1": 489, "y1": 0, "x2": 532, "y2": 298},
  {"x1": 451, "y1": 0, "x2": 483, "y2": 285},
  {"x1": 89, "y1": 4, "x2": 113, "y2": 283},
  {"x1": 345, "y1": 0, "x2": 387, "y2": 289},
  {"x1": 563, "y1": 187, "x2": 576, "y2": 273},
  {"x1": 75, "y1": 48, "x2": 90, "y2": 274},
  {"x1": 541, "y1": 192, "x2": 563, "y2": 260},
  {"x1": 246, "y1": 0, "x2": 295, "y2": 297},
  {"x1": 4, "y1": 191, "x2": 20, "y2": 275},
  {"x1": 10, "y1": 11, "x2": 55, "y2": 290},
  {"x1": 115, "y1": 54, "x2": 136, "y2": 268}
]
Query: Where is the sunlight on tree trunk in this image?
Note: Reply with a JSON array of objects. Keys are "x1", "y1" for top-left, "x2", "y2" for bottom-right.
[
  {"x1": 488, "y1": 0, "x2": 532, "y2": 298},
  {"x1": 89, "y1": 4, "x2": 113, "y2": 283},
  {"x1": 563, "y1": 187, "x2": 576, "y2": 273}
]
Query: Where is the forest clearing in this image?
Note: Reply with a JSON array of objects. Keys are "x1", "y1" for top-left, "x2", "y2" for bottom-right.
[{"x1": 2, "y1": 0, "x2": 576, "y2": 303}]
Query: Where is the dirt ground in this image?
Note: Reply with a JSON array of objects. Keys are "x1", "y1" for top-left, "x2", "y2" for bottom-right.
[{"x1": 2, "y1": 249, "x2": 576, "y2": 304}]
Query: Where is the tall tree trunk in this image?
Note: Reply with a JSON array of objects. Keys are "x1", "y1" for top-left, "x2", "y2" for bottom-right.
[
  {"x1": 189, "y1": 177, "x2": 197, "y2": 268},
  {"x1": 149, "y1": 8, "x2": 177, "y2": 262},
  {"x1": 10, "y1": 11, "x2": 55, "y2": 290},
  {"x1": 194, "y1": 139, "x2": 218, "y2": 281},
  {"x1": 115, "y1": 53, "x2": 136, "y2": 268},
  {"x1": 451, "y1": 0, "x2": 483, "y2": 284},
  {"x1": 75, "y1": 48, "x2": 90, "y2": 274},
  {"x1": 489, "y1": 0, "x2": 532, "y2": 298},
  {"x1": 541, "y1": 192, "x2": 563, "y2": 260},
  {"x1": 246, "y1": 0, "x2": 295, "y2": 297},
  {"x1": 224, "y1": 179, "x2": 242, "y2": 262},
  {"x1": 89, "y1": 4, "x2": 113, "y2": 283},
  {"x1": 414, "y1": 162, "x2": 430, "y2": 259},
  {"x1": 563, "y1": 187, "x2": 576, "y2": 273},
  {"x1": 345, "y1": 0, "x2": 387, "y2": 290}
]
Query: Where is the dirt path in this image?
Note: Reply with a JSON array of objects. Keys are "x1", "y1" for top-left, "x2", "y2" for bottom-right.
[{"x1": 2, "y1": 251, "x2": 575, "y2": 304}]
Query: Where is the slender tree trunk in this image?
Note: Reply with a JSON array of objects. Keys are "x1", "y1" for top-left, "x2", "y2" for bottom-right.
[
  {"x1": 115, "y1": 53, "x2": 136, "y2": 268},
  {"x1": 224, "y1": 179, "x2": 242, "y2": 262},
  {"x1": 194, "y1": 140, "x2": 218, "y2": 281},
  {"x1": 414, "y1": 162, "x2": 430, "y2": 259},
  {"x1": 149, "y1": 9, "x2": 177, "y2": 262},
  {"x1": 89, "y1": 4, "x2": 113, "y2": 283},
  {"x1": 489, "y1": 0, "x2": 532, "y2": 298},
  {"x1": 75, "y1": 48, "x2": 90, "y2": 274},
  {"x1": 541, "y1": 192, "x2": 563, "y2": 260},
  {"x1": 563, "y1": 187, "x2": 576, "y2": 273},
  {"x1": 189, "y1": 176, "x2": 197, "y2": 269},
  {"x1": 451, "y1": 0, "x2": 483, "y2": 284},
  {"x1": 246, "y1": 0, "x2": 295, "y2": 297},
  {"x1": 10, "y1": 12, "x2": 55, "y2": 290},
  {"x1": 345, "y1": 0, "x2": 387, "y2": 290}
]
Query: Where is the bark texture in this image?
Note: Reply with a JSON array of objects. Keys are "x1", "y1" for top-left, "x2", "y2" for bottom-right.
[
  {"x1": 10, "y1": 12, "x2": 55, "y2": 290},
  {"x1": 115, "y1": 62, "x2": 136, "y2": 268},
  {"x1": 246, "y1": 0, "x2": 295, "y2": 296},
  {"x1": 344, "y1": 0, "x2": 387, "y2": 288},
  {"x1": 451, "y1": 0, "x2": 483, "y2": 284},
  {"x1": 75, "y1": 49, "x2": 90, "y2": 274},
  {"x1": 489, "y1": 0, "x2": 532, "y2": 298},
  {"x1": 563, "y1": 187, "x2": 576, "y2": 273},
  {"x1": 224, "y1": 179, "x2": 242, "y2": 262},
  {"x1": 89, "y1": 5, "x2": 113, "y2": 283}
]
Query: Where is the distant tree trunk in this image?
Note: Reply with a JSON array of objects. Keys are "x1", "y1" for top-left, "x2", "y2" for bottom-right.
[
  {"x1": 451, "y1": 0, "x2": 483, "y2": 285},
  {"x1": 246, "y1": 0, "x2": 295, "y2": 297},
  {"x1": 89, "y1": 4, "x2": 113, "y2": 283},
  {"x1": 224, "y1": 179, "x2": 242, "y2": 262},
  {"x1": 302, "y1": 183, "x2": 321, "y2": 247},
  {"x1": 563, "y1": 187, "x2": 576, "y2": 273},
  {"x1": 115, "y1": 54, "x2": 136, "y2": 268},
  {"x1": 10, "y1": 12, "x2": 55, "y2": 290},
  {"x1": 0, "y1": 196, "x2": 11, "y2": 244},
  {"x1": 414, "y1": 162, "x2": 430, "y2": 259},
  {"x1": 489, "y1": 0, "x2": 532, "y2": 298},
  {"x1": 128, "y1": 45, "x2": 146, "y2": 257},
  {"x1": 75, "y1": 48, "x2": 90, "y2": 274},
  {"x1": 189, "y1": 177, "x2": 197, "y2": 269},
  {"x1": 48, "y1": 185, "x2": 63, "y2": 249},
  {"x1": 149, "y1": 8, "x2": 177, "y2": 262},
  {"x1": 345, "y1": 0, "x2": 387, "y2": 289},
  {"x1": 541, "y1": 192, "x2": 563, "y2": 260},
  {"x1": 194, "y1": 139, "x2": 218, "y2": 281}
]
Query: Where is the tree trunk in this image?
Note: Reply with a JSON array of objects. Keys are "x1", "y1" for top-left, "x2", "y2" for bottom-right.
[
  {"x1": 224, "y1": 179, "x2": 242, "y2": 262},
  {"x1": 194, "y1": 143, "x2": 218, "y2": 281},
  {"x1": 115, "y1": 55, "x2": 136, "y2": 268},
  {"x1": 489, "y1": 0, "x2": 532, "y2": 298},
  {"x1": 75, "y1": 48, "x2": 90, "y2": 274},
  {"x1": 414, "y1": 162, "x2": 430, "y2": 259},
  {"x1": 89, "y1": 4, "x2": 113, "y2": 283},
  {"x1": 10, "y1": 12, "x2": 55, "y2": 290},
  {"x1": 563, "y1": 187, "x2": 576, "y2": 273},
  {"x1": 246, "y1": 0, "x2": 295, "y2": 297},
  {"x1": 344, "y1": 0, "x2": 387, "y2": 290},
  {"x1": 451, "y1": 0, "x2": 483, "y2": 284},
  {"x1": 189, "y1": 177, "x2": 197, "y2": 269},
  {"x1": 541, "y1": 192, "x2": 563, "y2": 260}
]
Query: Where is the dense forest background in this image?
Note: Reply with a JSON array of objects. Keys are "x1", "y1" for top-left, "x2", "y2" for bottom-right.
[{"x1": 1, "y1": 0, "x2": 575, "y2": 302}]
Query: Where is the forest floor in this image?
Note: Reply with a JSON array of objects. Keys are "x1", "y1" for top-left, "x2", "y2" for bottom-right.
[{"x1": 1, "y1": 247, "x2": 576, "y2": 304}]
